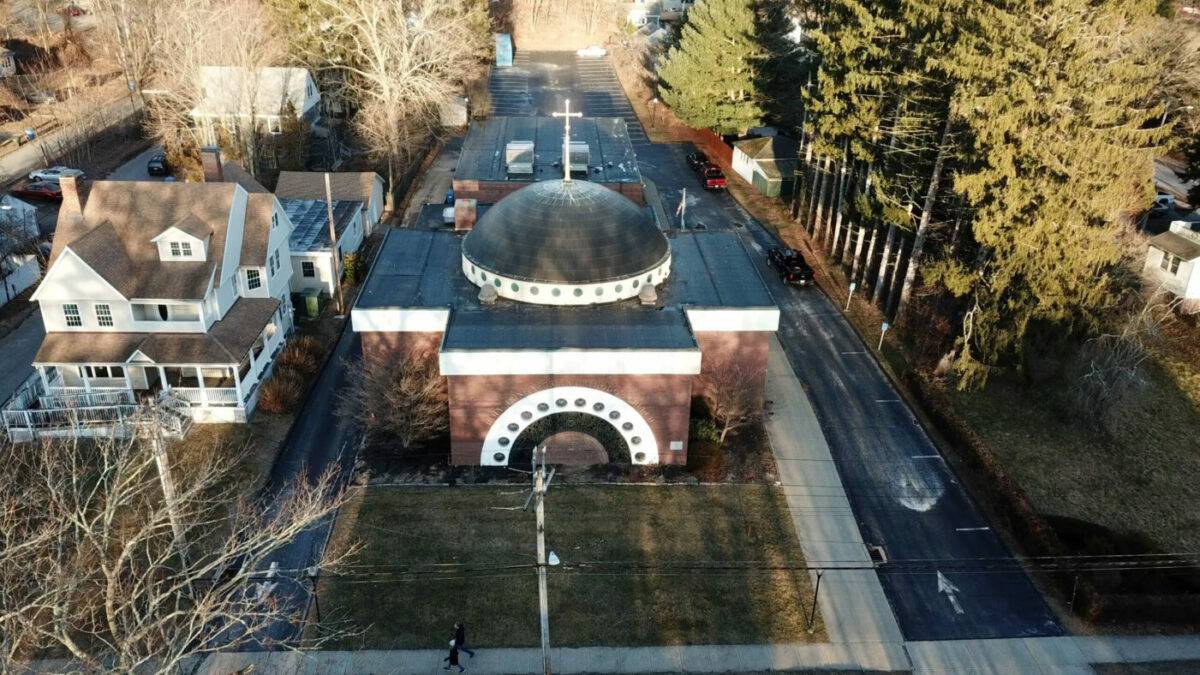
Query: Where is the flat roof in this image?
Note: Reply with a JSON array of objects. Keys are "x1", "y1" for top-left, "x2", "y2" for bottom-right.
[
  {"x1": 1149, "y1": 231, "x2": 1200, "y2": 261},
  {"x1": 358, "y1": 227, "x2": 774, "y2": 311},
  {"x1": 442, "y1": 306, "x2": 697, "y2": 351},
  {"x1": 282, "y1": 198, "x2": 362, "y2": 252},
  {"x1": 455, "y1": 117, "x2": 641, "y2": 184}
]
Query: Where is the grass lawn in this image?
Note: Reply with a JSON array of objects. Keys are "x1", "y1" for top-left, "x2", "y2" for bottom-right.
[
  {"x1": 314, "y1": 484, "x2": 823, "y2": 649},
  {"x1": 944, "y1": 352, "x2": 1200, "y2": 555}
]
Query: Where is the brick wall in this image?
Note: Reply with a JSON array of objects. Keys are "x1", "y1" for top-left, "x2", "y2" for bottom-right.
[
  {"x1": 360, "y1": 331, "x2": 443, "y2": 365},
  {"x1": 694, "y1": 331, "x2": 770, "y2": 402},
  {"x1": 453, "y1": 179, "x2": 646, "y2": 206},
  {"x1": 447, "y1": 373, "x2": 692, "y2": 465}
]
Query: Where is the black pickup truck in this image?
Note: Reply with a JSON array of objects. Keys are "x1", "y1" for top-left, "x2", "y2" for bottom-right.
[{"x1": 767, "y1": 247, "x2": 815, "y2": 287}]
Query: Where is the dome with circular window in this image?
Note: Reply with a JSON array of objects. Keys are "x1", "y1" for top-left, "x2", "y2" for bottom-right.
[{"x1": 461, "y1": 179, "x2": 670, "y2": 305}]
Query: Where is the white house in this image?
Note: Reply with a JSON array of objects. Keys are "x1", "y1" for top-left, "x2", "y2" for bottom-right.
[
  {"x1": 279, "y1": 196, "x2": 365, "y2": 298},
  {"x1": 190, "y1": 66, "x2": 321, "y2": 144},
  {"x1": 732, "y1": 135, "x2": 798, "y2": 198},
  {"x1": 275, "y1": 171, "x2": 386, "y2": 236},
  {"x1": 5, "y1": 154, "x2": 297, "y2": 438},
  {"x1": 1144, "y1": 221, "x2": 1200, "y2": 313},
  {"x1": 0, "y1": 194, "x2": 41, "y2": 307}
]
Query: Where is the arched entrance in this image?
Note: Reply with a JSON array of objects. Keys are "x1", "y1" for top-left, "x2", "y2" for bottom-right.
[
  {"x1": 480, "y1": 386, "x2": 659, "y2": 466},
  {"x1": 508, "y1": 413, "x2": 632, "y2": 467}
]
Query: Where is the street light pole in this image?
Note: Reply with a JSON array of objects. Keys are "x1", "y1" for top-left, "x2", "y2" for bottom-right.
[{"x1": 535, "y1": 447, "x2": 552, "y2": 675}]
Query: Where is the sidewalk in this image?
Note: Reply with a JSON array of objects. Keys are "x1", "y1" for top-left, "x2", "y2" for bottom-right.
[
  {"x1": 761, "y1": 336, "x2": 906, "y2": 650},
  {"x1": 188, "y1": 635, "x2": 1200, "y2": 674}
]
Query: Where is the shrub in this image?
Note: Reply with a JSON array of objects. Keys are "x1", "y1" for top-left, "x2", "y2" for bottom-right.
[
  {"x1": 276, "y1": 335, "x2": 322, "y2": 375},
  {"x1": 257, "y1": 368, "x2": 305, "y2": 414}
]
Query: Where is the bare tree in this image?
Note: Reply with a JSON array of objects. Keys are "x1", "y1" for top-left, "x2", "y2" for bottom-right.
[
  {"x1": 0, "y1": 435, "x2": 351, "y2": 672},
  {"x1": 1070, "y1": 290, "x2": 1177, "y2": 437},
  {"x1": 338, "y1": 355, "x2": 448, "y2": 452},
  {"x1": 88, "y1": 0, "x2": 164, "y2": 104},
  {"x1": 144, "y1": 0, "x2": 285, "y2": 177},
  {"x1": 315, "y1": 0, "x2": 490, "y2": 206},
  {"x1": 697, "y1": 359, "x2": 765, "y2": 444}
]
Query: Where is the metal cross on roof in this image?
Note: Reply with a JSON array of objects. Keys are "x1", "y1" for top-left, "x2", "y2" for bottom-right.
[{"x1": 552, "y1": 98, "x2": 583, "y2": 182}]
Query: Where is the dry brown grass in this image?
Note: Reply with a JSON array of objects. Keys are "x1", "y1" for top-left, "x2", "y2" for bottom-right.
[
  {"x1": 313, "y1": 484, "x2": 823, "y2": 649},
  {"x1": 276, "y1": 335, "x2": 322, "y2": 375}
]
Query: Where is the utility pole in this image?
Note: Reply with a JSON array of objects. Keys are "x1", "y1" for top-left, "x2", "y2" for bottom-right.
[
  {"x1": 534, "y1": 447, "x2": 552, "y2": 675},
  {"x1": 138, "y1": 396, "x2": 189, "y2": 564},
  {"x1": 325, "y1": 172, "x2": 345, "y2": 315}
]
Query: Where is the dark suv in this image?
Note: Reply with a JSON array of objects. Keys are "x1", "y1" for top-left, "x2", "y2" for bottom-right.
[
  {"x1": 147, "y1": 153, "x2": 170, "y2": 176},
  {"x1": 768, "y1": 247, "x2": 814, "y2": 286},
  {"x1": 686, "y1": 151, "x2": 709, "y2": 171}
]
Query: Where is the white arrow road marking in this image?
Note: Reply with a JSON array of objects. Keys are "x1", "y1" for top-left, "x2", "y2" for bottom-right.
[{"x1": 937, "y1": 570, "x2": 965, "y2": 615}]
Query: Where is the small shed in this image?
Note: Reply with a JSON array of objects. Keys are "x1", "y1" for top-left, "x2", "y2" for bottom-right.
[
  {"x1": 731, "y1": 136, "x2": 798, "y2": 198},
  {"x1": 495, "y1": 34, "x2": 514, "y2": 68},
  {"x1": 1144, "y1": 220, "x2": 1200, "y2": 314}
]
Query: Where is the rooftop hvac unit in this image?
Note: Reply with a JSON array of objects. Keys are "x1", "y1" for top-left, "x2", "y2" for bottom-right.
[
  {"x1": 568, "y1": 141, "x2": 590, "y2": 174},
  {"x1": 505, "y1": 140, "x2": 534, "y2": 175}
]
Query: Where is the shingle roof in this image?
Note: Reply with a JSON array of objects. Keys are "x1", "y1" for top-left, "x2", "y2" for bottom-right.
[
  {"x1": 275, "y1": 171, "x2": 381, "y2": 207},
  {"x1": 734, "y1": 135, "x2": 798, "y2": 162},
  {"x1": 48, "y1": 180, "x2": 274, "y2": 298},
  {"x1": 1149, "y1": 232, "x2": 1200, "y2": 262},
  {"x1": 33, "y1": 298, "x2": 280, "y2": 365}
]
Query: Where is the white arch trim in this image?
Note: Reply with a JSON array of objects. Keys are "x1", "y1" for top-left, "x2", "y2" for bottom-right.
[{"x1": 481, "y1": 386, "x2": 659, "y2": 466}]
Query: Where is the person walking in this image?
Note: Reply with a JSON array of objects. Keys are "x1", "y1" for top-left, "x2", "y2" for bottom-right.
[
  {"x1": 454, "y1": 622, "x2": 476, "y2": 658},
  {"x1": 443, "y1": 641, "x2": 465, "y2": 672}
]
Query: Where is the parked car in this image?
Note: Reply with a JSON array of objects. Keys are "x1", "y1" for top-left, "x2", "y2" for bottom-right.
[
  {"x1": 686, "y1": 151, "x2": 710, "y2": 171},
  {"x1": 146, "y1": 153, "x2": 169, "y2": 176},
  {"x1": 576, "y1": 45, "x2": 607, "y2": 58},
  {"x1": 11, "y1": 181, "x2": 63, "y2": 202},
  {"x1": 1150, "y1": 193, "x2": 1175, "y2": 216},
  {"x1": 698, "y1": 164, "x2": 727, "y2": 190},
  {"x1": 65, "y1": 4, "x2": 87, "y2": 16},
  {"x1": 768, "y1": 247, "x2": 814, "y2": 286},
  {"x1": 24, "y1": 90, "x2": 56, "y2": 105},
  {"x1": 28, "y1": 166, "x2": 84, "y2": 183}
]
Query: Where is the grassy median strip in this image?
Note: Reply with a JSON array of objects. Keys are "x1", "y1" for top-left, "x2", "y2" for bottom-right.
[{"x1": 314, "y1": 484, "x2": 823, "y2": 649}]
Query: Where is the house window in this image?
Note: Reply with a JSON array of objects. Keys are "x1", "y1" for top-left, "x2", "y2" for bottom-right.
[
  {"x1": 1160, "y1": 251, "x2": 1182, "y2": 275},
  {"x1": 181, "y1": 242, "x2": 192, "y2": 256},
  {"x1": 63, "y1": 303, "x2": 81, "y2": 327},
  {"x1": 272, "y1": 213, "x2": 279, "y2": 229},
  {"x1": 95, "y1": 303, "x2": 113, "y2": 327},
  {"x1": 84, "y1": 365, "x2": 124, "y2": 379},
  {"x1": 170, "y1": 242, "x2": 181, "y2": 257},
  {"x1": 246, "y1": 268, "x2": 262, "y2": 290},
  {"x1": 302, "y1": 261, "x2": 316, "y2": 278}
]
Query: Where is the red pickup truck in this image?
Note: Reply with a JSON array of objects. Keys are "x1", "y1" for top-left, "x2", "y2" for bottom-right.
[{"x1": 698, "y1": 164, "x2": 727, "y2": 190}]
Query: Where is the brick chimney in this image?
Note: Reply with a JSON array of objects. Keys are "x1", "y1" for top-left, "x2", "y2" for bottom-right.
[
  {"x1": 200, "y1": 146, "x2": 223, "y2": 183},
  {"x1": 454, "y1": 198, "x2": 477, "y2": 232},
  {"x1": 59, "y1": 175, "x2": 81, "y2": 214}
]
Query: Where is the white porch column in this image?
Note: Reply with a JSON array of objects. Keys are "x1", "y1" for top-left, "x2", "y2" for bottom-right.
[
  {"x1": 233, "y1": 366, "x2": 244, "y2": 407},
  {"x1": 157, "y1": 366, "x2": 167, "y2": 392},
  {"x1": 123, "y1": 367, "x2": 133, "y2": 394},
  {"x1": 195, "y1": 367, "x2": 208, "y2": 406},
  {"x1": 80, "y1": 367, "x2": 92, "y2": 393},
  {"x1": 37, "y1": 365, "x2": 49, "y2": 391}
]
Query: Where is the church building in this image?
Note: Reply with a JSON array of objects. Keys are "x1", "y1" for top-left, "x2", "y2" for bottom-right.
[{"x1": 352, "y1": 107, "x2": 779, "y2": 466}]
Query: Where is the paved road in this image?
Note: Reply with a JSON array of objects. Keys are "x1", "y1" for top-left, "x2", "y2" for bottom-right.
[
  {"x1": 0, "y1": 98, "x2": 140, "y2": 185},
  {"x1": 495, "y1": 52, "x2": 1062, "y2": 642},
  {"x1": 254, "y1": 322, "x2": 363, "y2": 647},
  {"x1": 0, "y1": 312, "x2": 45, "y2": 404},
  {"x1": 107, "y1": 145, "x2": 166, "y2": 182}
]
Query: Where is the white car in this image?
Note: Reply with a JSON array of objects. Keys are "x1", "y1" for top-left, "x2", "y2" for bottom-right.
[
  {"x1": 576, "y1": 45, "x2": 607, "y2": 58},
  {"x1": 29, "y1": 166, "x2": 85, "y2": 183}
]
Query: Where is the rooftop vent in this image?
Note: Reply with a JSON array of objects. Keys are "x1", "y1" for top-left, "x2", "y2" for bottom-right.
[
  {"x1": 505, "y1": 140, "x2": 534, "y2": 175},
  {"x1": 478, "y1": 284, "x2": 498, "y2": 304},
  {"x1": 568, "y1": 141, "x2": 590, "y2": 173}
]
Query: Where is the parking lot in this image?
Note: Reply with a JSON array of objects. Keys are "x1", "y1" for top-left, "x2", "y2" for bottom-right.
[{"x1": 489, "y1": 51, "x2": 751, "y2": 233}]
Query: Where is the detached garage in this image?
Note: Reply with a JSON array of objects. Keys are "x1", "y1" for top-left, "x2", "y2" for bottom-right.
[{"x1": 731, "y1": 136, "x2": 798, "y2": 198}]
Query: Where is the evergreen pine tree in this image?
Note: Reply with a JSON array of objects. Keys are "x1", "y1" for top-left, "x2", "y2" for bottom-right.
[{"x1": 657, "y1": 0, "x2": 767, "y2": 134}]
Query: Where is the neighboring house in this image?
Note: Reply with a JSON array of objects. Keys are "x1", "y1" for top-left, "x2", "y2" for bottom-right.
[
  {"x1": 626, "y1": 0, "x2": 695, "y2": 25},
  {"x1": 1144, "y1": 220, "x2": 1200, "y2": 313},
  {"x1": 0, "y1": 194, "x2": 41, "y2": 307},
  {"x1": 6, "y1": 153, "x2": 297, "y2": 438},
  {"x1": 731, "y1": 135, "x2": 798, "y2": 198},
  {"x1": 275, "y1": 170, "x2": 386, "y2": 236},
  {"x1": 190, "y1": 66, "x2": 320, "y2": 145},
  {"x1": 279, "y1": 197, "x2": 364, "y2": 298}
]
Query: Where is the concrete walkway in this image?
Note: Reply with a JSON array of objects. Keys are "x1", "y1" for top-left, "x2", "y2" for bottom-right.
[
  {"x1": 187, "y1": 635, "x2": 1200, "y2": 674},
  {"x1": 762, "y1": 336, "x2": 905, "y2": 649}
]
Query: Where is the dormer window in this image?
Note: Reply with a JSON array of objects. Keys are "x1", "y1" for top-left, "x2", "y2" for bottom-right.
[
  {"x1": 246, "y1": 268, "x2": 262, "y2": 290},
  {"x1": 169, "y1": 241, "x2": 193, "y2": 257}
]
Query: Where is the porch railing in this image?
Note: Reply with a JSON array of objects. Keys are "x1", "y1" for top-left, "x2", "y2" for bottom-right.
[
  {"x1": 38, "y1": 389, "x2": 137, "y2": 410},
  {"x1": 169, "y1": 387, "x2": 239, "y2": 407}
]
